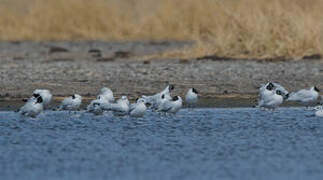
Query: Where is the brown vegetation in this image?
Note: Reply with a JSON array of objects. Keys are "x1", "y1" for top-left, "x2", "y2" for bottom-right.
[{"x1": 0, "y1": 0, "x2": 323, "y2": 59}]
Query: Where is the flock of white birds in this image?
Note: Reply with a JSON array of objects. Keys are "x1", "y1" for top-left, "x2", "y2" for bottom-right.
[{"x1": 17, "y1": 83, "x2": 323, "y2": 118}]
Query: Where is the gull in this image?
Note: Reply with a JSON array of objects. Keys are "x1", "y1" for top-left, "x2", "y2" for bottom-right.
[
  {"x1": 258, "y1": 90, "x2": 284, "y2": 110},
  {"x1": 287, "y1": 86, "x2": 320, "y2": 106},
  {"x1": 258, "y1": 82, "x2": 289, "y2": 107},
  {"x1": 98, "y1": 87, "x2": 114, "y2": 103},
  {"x1": 142, "y1": 85, "x2": 174, "y2": 110},
  {"x1": 158, "y1": 95, "x2": 183, "y2": 114},
  {"x1": 87, "y1": 98, "x2": 106, "y2": 114},
  {"x1": 33, "y1": 89, "x2": 52, "y2": 108},
  {"x1": 100, "y1": 96, "x2": 130, "y2": 116},
  {"x1": 58, "y1": 94, "x2": 82, "y2": 111},
  {"x1": 129, "y1": 98, "x2": 149, "y2": 118},
  {"x1": 272, "y1": 83, "x2": 289, "y2": 99},
  {"x1": 185, "y1": 88, "x2": 198, "y2": 108},
  {"x1": 87, "y1": 87, "x2": 114, "y2": 112},
  {"x1": 19, "y1": 95, "x2": 44, "y2": 117},
  {"x1": 314, "y1": 106, "x2": 323, "y2": 117},
  {"x1": 258, "y1": 82, "x2": 275, "y2": 107}
]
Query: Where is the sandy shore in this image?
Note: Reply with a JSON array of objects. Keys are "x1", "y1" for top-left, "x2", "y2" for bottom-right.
[{"x1": 0, "y1": 41, "x2": 322, "y2": 101}]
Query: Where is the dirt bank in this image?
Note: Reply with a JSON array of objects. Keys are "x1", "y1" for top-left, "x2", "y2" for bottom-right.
[{"x1": 0, "y1": 41, "x2": 322, "y2": 100}]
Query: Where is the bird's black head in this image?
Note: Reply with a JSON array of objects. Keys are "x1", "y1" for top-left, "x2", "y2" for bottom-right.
[
  {"x1": 145, "y1": 102, "x2": 151, "y2": 107},
  {"x1": 314, "y1": 86, "x2": 320, "y2": 92},
  {"x1": 72, "y1": 95, "x2": 76, "y2": 99},
  {"x1": 169, "y1": 85, "x2": 175, "y2": 91},
  {"x1": 33, "y1": 93, "x2": 40, "y2": 98},
  {"x1": 276, "y1": 90, "x2": 282, "y2": 96},
  {"x1": 192, "y1": 88, "x2": 198, "y2": 94},
  {"x1": 172, "y1": 96, "x2": 179, "y2": 101},
  {"x1": 285, "y1": 93, "x2": 289, "y2": 99},
  {"x1": 36, "y1": 96, "x2": 43, "y2": 104},
  {"x1": 161, "y1": 94, "x2": 165, "y2": 99},
  {"x1": 93, "y1": 103, "x2": 100, "y2": 107},
  {"x1": 266, "y1": 82, "x2": 274, "y2": 91}
]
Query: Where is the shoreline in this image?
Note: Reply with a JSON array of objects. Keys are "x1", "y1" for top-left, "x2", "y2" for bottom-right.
[{"x1": 0, "y1": 95, "x2": 317, "y2": 111}]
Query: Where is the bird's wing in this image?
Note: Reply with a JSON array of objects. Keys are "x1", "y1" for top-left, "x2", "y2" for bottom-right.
[
  {"x1": 159, "y1": 101, "x2": 173, "y2": 112},
  {"x1": 129, "y1": 104, "x2": 136, "y2": 112},
  {"x1": 273, "y1": 83, "x2": 288, "y2": 95},
  {"x1": 289, "y1": 90, "x2": 313, "y2": 100}
]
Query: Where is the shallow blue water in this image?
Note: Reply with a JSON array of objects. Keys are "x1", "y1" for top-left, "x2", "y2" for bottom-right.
[{"x1": 0, "y1": 108, "x2": 322, "y2": 180}]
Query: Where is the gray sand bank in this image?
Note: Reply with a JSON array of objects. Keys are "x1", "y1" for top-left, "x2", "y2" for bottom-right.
[{"x1": 0, "y1": 41, "x2": 322, "y2": 102}]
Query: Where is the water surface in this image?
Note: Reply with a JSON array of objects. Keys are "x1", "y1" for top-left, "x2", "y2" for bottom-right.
[{"x1": 0, "y1": 108, "x2": 322, "y2": 180}]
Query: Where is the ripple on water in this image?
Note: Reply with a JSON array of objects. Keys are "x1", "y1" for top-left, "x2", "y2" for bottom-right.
[{"x1": 0, "y1": 108, "x2": 322, "y2": 180}]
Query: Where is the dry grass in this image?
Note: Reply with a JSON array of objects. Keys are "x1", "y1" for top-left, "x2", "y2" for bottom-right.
[{"x1": 0, "y1": 0, "x2": 323, "y2": 59}]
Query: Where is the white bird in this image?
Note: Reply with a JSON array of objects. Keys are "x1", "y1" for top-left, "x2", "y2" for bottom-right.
[
  {"x1": 142, "y1": 85, "x2": 174, "y2": 110},
  {"x1": 158, "y1": 96, "x2": 183, "y2": 114},
  {"x1": 33, "y1": 89, "x2": 52, "y2": 108},
  {"x1": 258, "y1": 90, "x2": 284, "y2": 110},
  {"x1": 258, "y1": 82, "x2": 275, "y2": 107},
  {"x1": 58, "y1": 94, "x2": 82, "y2": 111},
  {"x1": 129, "y1": 98, "x2": 149, "y2": 118},
  {"x1": 185, "y1": 88, "x2": 198, "y2": 108},
  {"x1": 314, "y1": 106, "x2": 323, "y2": 117},
  {"x1": 100, "y1": 96, "x2": 130, "y2": 116},
  {"x1": 87, "y1": 87, "x2": 114, "y2": 112},
  {"x1": 272, "y1": 83, "x2": 289, "y2": 99},
  {"x1": 98, "y1": 87, "x2": 114, "y2": 103},
  {"x1": 87, "y1": 98, "x2": 106, "y2": 114},
  {"x1": 19, "y1": 95, "x2": 44, "y2": 117},
  {"x1": 287, "y1": 86, "x2": 320, "y2": 106}
]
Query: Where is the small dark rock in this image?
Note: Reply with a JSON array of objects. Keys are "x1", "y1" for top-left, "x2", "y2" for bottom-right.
[
  {"x1": 92, "y1": 53, "x2": 102, "y2": 58},
  {"x1": 143, "y1": 60, "x2": 151, "y2": 65},
  {"x1": 97, "y1": 57, "x2": 115, "y2": 62},
  {"x1": 10, "y1": 41, "x2": 21, "y2": 45},
  {"x1": 49, "y1": 46, "x2": 69, "y2": 54},
  {"x1": 13, "y1": 57, "x2": 24, "y2": 61},
  {"x1": 149, "y1": 41, "x2": 170, "y2": 46},
  {"x1": 88, "y1": 49, "x2": 102, "y2": 57},
  {"x1": 303, "y1": 54, "x2": 322, "y2": 60},
  {"x1": 114, "y1": 51, "x2": 131, "y2": 58},
  {"x1": 196, "y1": 54, "x2": 233, "y2": 61},
  {"x1": 47, "y1": 58, "x2": 74, "y2": 62},
  {"x1": 88, "y1": 49, "x2": 101, "y2": 53},
  {"x1": 179, "y1": 59, "x2": 190, "y2": 64},
  {"x1": 263, "y1": 56, "x2": 287, "y2": 61}
]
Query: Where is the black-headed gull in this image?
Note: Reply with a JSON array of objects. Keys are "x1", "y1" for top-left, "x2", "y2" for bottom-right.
[
  {"x1": 98, "y1": 87, "x2": 114, "y2": 103},
  {"x1": 100, "y1": 96, "x2": 130, "y2": 116},
  {"x1": 158, "y1": 95, "x2": 183, "y2": 114},
  {"x1": 314, "y1": 106, "x2": 323, "y2": 117},
  {"x1": 33, "y1": 89, "x2": 52, "y2": 108},
  {"x1": 258, "y1": 82, "x2": 275, "y2": 107},
  {"x1": 142, "y1": 85, "x2": 174, "y2": 110},
  {"x1": 58, "y1": 94, "x2": 82, "y2": 111},
  {"x1": 87, "y1": 87, "x2": 114, "y2": 112},
  {"x1": 19, "y1": 95, "x2": 44, "y2": 117},
  {"x1": 287, "y1": 86, "x2": 320, "y2": 106},
  {"x1": 258, "y1": 90, "x2": 284, "y2": 110},
  {"x1": 185, "y1": 88, "x2": 198, "y2": 108},
  {"x1": 129, "y1": 98, "x2": 149, "y2": 118}
]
